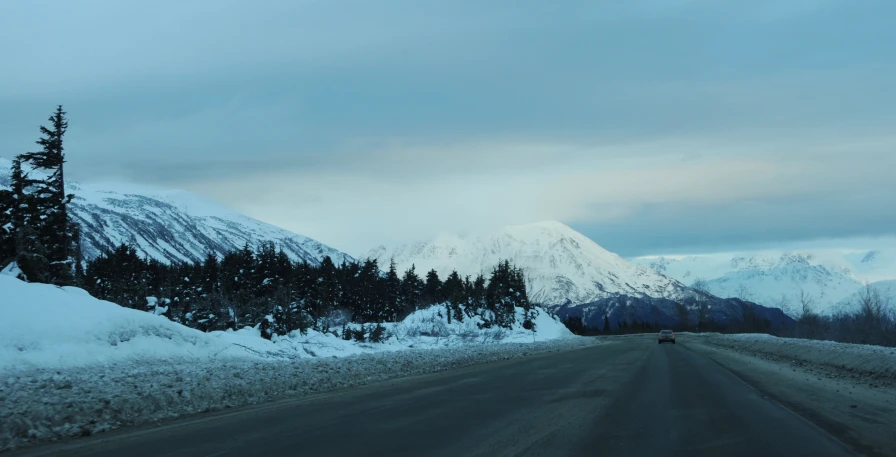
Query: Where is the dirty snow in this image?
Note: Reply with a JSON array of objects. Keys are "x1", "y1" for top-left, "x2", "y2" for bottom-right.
[
  {"x1": 0, "y1": 276, "x2": 592, "y2": 451},
  {"x1": 686, "y1": 333, "x2": 896, "y2": 456},
  {"x1": 692, "y1": 333, "x2": 896, "y2": 388}
]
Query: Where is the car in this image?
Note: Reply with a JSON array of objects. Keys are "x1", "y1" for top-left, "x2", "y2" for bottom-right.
[{"x1": 658, "y1": 330, "x2": 676, "y2": 344}]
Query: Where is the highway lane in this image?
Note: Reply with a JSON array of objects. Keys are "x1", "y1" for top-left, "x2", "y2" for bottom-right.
[{"x1": 10, "y1": 336, "x2": 857, "y2": 457}]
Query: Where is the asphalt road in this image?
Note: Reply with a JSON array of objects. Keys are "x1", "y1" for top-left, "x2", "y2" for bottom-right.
[{"x1": 11, "y1": 336, "x2": 857, "y2": 457}]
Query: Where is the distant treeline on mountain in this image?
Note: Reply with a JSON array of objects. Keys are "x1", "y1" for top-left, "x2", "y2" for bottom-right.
[
  {"x1": 554, "y1": 294, "x2": 792, "y2": 336},
  {"x1": 83, "y1": 244, "x2": 534, "y2": 339}
]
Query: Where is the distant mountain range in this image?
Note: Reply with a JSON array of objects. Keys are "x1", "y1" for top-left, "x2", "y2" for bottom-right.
[
  {"x1": 363, "y1": 221, "x2": 794, "y2": 328},
  {"x1": 6, "y1": 151, "x2": 886, "y2": 324},
  {"x1": 0, "y1": 157, "x2": 352, "y2": 266},
  {"x1": 631, "y1": 251, "x2": 896, "y2": 314}
]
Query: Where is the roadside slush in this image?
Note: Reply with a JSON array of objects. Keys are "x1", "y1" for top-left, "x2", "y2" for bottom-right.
[{"x1": 684, "y1": 335, "x2": 896, "y2": 457}]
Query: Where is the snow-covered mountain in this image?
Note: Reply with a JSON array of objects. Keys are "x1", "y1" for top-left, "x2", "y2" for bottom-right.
[
  {"x1": 364, "y1": 221, "x2": 689, "y2": 306},
  {"x1": 630, "y1": 251, "x2": 893, "y2": 314},
  {"x1": 0, "y1": 157, "x2": 352, "y2": 265}
]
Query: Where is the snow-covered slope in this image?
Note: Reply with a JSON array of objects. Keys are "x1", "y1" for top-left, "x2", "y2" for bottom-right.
[
  {"x1": 632, "y1": 252, "x2": 878, "y2": 314},
  {"x1": 0, "y1": 157, "x2": 351, "y2": 265},
  {"x1": 365, "y1": 221, "x2": 688, "y2": 306}
]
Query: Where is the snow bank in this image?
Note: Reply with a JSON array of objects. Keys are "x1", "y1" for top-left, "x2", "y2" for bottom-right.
[
  {"x1": 694, "y1": 333, "x2": 896, "y2": 388},
  {"x1": 0, "y1": 276, "x2": 590, "y2": 451}
]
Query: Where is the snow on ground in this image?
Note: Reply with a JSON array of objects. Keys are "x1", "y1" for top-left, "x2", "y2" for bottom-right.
[
  {"x1": 0, "y1": 276, "x2": 592, "y2": 451},
  {"x1": 686, "y1": 334, "x2": 896, "y2": 456},
  {"x1": 693, "y1": 333, "x2": 896, "y2": 388}
]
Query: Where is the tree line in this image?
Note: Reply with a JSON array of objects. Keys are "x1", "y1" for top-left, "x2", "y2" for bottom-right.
[
  {"x1": 0, "y1": 106, "x2": 81, "y2": 285},
  {"x1": 559, "y1": 292, "x2": 777, "y2": 337},
  {"x1": 778, "y1": 288, "x2": 896, "y2": 347},
  {"x1": 83, "y1": 243, "x2": 533, "y2": 340}
]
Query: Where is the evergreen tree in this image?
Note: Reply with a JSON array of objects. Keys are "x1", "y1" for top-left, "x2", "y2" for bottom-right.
[
  {"x1": 442, "y1": 270, "x2": 466, "y2": 322},
  {"x1": 79, "y1": 248, "x2": 540, "y2": 341},
  {"x1": 383, "y1": 259, "x2": 402, "y2": 321},
  {"x1": 7, "y1": 158, "x2": 49, "y2": 280},
  {"x1": 602, "y1": 315, "x2": 611, "y2": 333},
  {"x1": 17, "y1": 106, "x2": 77, "y2": 285},
  {"x1": 486, "y1": 260, "x2": 522, "y2": 328},
  {"x1": 470, "y1": 274, "x2": 487, "y2": 316},
  {"x1": 422, "y1": 269, "x2": 443, "y2": 305},
  {"x1": 563, "y1": 316, "x2": 586, "y2": 335},
  {"x1": 200, "y1": 252, "x2": 221, "y2": 295},
  {"x1": 399, "y1": 264, "x2": 424, "y2": 319},
  {"x1": 356, "y1": 259, "x2": 380, "y2": 322},
  {"x1": 15, "y1": 226, "x2": 49, "y2": 283},
  {"x1": 310, "y1": 256, "x2": 339, "y2": 329}
]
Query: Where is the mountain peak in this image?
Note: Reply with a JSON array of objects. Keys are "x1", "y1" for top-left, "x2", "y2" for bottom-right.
[{"x1": 365, "y1": 222, "x2": 686, "y2": 306}]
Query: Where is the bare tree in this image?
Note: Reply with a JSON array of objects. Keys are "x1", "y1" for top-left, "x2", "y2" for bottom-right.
[
  {"x1": 687, "y1": 277, "x2": 712, "y2": 332},
  {"x1": 674, "y1": 301, "x2": 690, "y2": 331},
  {"x1": 797, "y1": 289, "x2": 816, "y2": 321},
  {"x1": 735, "y1": 284, "x2": 754, "y2": 302},
  {"x1": 776, "y1": 294, "x2": 792, "y2": 317},
  {"x1": 794, "y1": 289, "x2": 821, "y2": 339},
  {"x1": 694, "y1": 298, "x2": 709, "y2": 333},
  {"x1": 855, "y1": 283, "x2": 890, "y2": 344},
  {"x1": 691, "y1": 277, "x2": 710, "y2": 294}
]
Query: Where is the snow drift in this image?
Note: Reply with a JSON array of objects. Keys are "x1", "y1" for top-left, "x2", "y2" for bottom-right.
[
  {"x1": 0, "y1": 276, "x2": 589, "y2": 451},
  {"x1": 695, "y1": 333, "x2": 896, "y2": 388}
]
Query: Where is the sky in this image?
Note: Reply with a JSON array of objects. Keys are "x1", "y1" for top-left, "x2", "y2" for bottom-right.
[{"x1": 1, "y1": 0, "x2": 895, "y2": 257}]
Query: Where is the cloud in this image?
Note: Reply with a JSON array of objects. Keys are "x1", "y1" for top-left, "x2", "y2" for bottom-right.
[
  {"x1": 1, "y1": 0, "x2": 895, "y2": 255},
  {"x1": 174, "y1": 133, "x2": 896, "y2": 255}
]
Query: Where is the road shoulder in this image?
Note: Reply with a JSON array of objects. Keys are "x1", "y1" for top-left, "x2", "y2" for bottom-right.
[{"x1": 684, "y1": 337, "x2": 896, "y2": 457}]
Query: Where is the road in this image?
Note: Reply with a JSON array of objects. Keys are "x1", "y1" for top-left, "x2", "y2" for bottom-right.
[{"x1": 11, "y1": 336, "x2": 857, "y2": 457}]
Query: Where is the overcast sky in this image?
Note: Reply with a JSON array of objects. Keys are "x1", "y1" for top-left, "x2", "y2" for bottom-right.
[{"x1": 2, "y1": 0, "x2": 895, "y2": 257}]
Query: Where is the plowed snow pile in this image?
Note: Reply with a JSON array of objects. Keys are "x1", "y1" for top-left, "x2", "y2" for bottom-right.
[
  {"x1": 696, "y1": 333, "x2": 896, "y2": 387},
  {"x1": 0, "y1": 276, "x2": 592, "y2": 451}
]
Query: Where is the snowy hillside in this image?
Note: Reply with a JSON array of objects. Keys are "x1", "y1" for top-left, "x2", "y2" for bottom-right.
[
  {"x1": 0, "y1": 157, "x2": 351, "y2": 265},
  {"x1": 632, "y1": 252, "x2": 879, "y2": 314},
  {"x1": 365, "y1": 221, "x2": 689, "y2": 306}
]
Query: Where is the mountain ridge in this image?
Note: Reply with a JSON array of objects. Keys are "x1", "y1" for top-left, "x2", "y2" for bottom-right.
[
  {"x1": 0, "y1": 157, "x2": 352, "y2": 266},
  {"x1": 630, "y1": 250, "x2": 896, "y2": 314},
  {"x1": 365, "y1": 220, "x2": 690, "y2": 306}
]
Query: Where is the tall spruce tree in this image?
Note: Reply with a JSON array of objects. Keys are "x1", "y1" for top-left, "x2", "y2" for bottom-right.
[
  {"x1": 399, "y1": 264, "x2": 424, "y2": 319},
  {"x1": 423, "y1": 269, "x2": 443, "y2": 305},
  {"x1": 442, "y1": 270, "x2": 466, "y2": 322},
  {"x1": 383, "y1": 259, "x2": 402, "y2": 321},
  {"x1": 357, "y1": 259, "x2": 380, "y2": 322},
  {"x1": 16, "y1": 106, "x2": 78, "y2": 285},
  {"x1": 8, "y1": 157, "x2": 48, "y2": 281}
]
